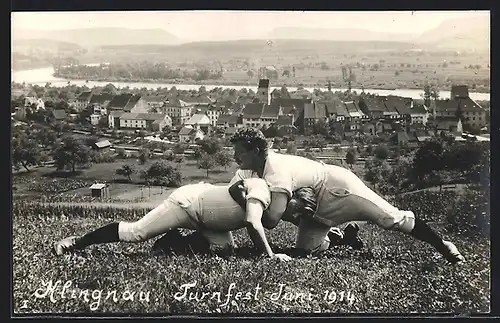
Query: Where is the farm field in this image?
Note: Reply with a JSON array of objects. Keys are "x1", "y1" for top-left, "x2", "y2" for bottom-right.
[
  {"x1": 12, "y1": 158, "x2": 241, "y2": 202},
  {"x1": 12, "y1": 196, "x2": 490, "y2": 314}
]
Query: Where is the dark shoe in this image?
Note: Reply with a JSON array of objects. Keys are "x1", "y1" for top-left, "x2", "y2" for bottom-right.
[
  {"x1": 342, "y1": 222, "x2": 364, "y2": 250},
  {"x1": 53, "y1": 236, "x2": 78, "y2": 256},
  {"x1": 152, "y1": 229, "x2": 185, "y2": 254},
  {"x1": 327, "y1": 227, "x2": 344, "y2": 247},
  {"x1": 442, "y1": 240, "x2": 465, "y2": 264}
]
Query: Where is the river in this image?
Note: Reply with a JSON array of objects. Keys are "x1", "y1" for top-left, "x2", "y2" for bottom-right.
[{"x1": 11, "y1": 66, "x2": 491, "y2": 101}]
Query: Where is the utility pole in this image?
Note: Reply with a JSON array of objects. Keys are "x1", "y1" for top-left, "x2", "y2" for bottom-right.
[
  {"x1": 326, "y1": 80, "x2": 332, "y2": 92},
  {"x1": 341, "y1": 65, "x2": 353, "y2": 93}
]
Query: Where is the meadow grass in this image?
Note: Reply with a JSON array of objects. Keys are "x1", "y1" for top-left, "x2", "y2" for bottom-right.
[{"x1": 12, "y1": 199, "x2": 490, "y2": 314}]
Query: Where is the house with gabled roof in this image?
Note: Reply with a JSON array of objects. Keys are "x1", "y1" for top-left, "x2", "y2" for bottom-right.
[
  {"x1": 185, "y1": 113, "x2": 211, "y2": 134},
  {"x1": 242, "y1": 103, "x2": 282, "y2": 129},
  {"x1": 108, "y1": 111, "x2": 126, "y2": 129},
  {"x1": 303, "y1": 102, "x2": 328, "y2": 135},
  {"x1": 24, "y1": 96, "x2": 45, "y2": 111},
  {"x1": 142, "y1": 95, "x2": 167, "y2": 109},
  {"x1": 88, "y1": 93, "x2": 114, "y2": 115},
  {"x1": 107, "y1": 94, "x2": 134, "y2": 111},
  {"x1": 434, "y1": 115, "x2": 463, "y2": 136},
  {"x1": 178, "y1": 125, "x2": 205, "y2": 143},
  {"x1": 74, "y1": 91, "x2": 93, "y2": 111},
  {"x1": 123, "y1": 95, "x2": 148, "y2": 113},
  {"x1": 51, "y1": 109, "x2": 67, "y2": 121},
  {"x1": 93, "y1": 139, "x2": 112, "y2": 152},
  {"x1": 434, "y1": 85, "x2": 486, "y2": 130},
  {"x1": 410, "y1": 104, "x2": 430, "y2": 125},
  {"x1": 217, "y1": 114, "x2": 241, "y2": 128},
  {"x1": 378, "y1": 96, "x2": 400, "y2": 120},
  {"x1": 358, "y1": 96, "x2": 386, "y2": 119},
  {"x1": 275, "y1": 115, "x2": 297, "y2": 136},
  {"x1": 318, "y1": 99, "x2": 348, "y2": 122},
  {"x1": 164, "y1": 98, "x2": 194, "y2": 125},
  {"x1": 117, "y1": 113, "x2": 172, "y2": 132},
  {"x1": 230, "y1": 103, "x2": 245, "y2": 116}
]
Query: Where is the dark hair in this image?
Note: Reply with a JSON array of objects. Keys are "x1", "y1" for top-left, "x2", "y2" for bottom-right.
[
  {"x1": 230, "y1": 127, "x2": 268, "y2": 155},
  {"x1": 292, "y1": 187, "x2": 317, "y2": 218}
]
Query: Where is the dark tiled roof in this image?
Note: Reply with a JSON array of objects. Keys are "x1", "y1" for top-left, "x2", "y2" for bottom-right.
[
  {"x1": 386, "y1": 96, "x2": 411, "y2": 115},
  {"x1": 77, "y1": 91, "x2": 92, "y2": 101},
  {"x1": 276, "y1": 115, "x2": 294, "y2": 126},
  {"x1": 243, "y1": 103, "x2": 265, "y2": 118},
  {"x1": 458, "y1": 97, "x2": 483, "y2": 112},
  {"x1": 52, "y1": 109, "x2": 67, "y2": 120},
  {"x1": 217, "y1": 114, "x2": 239, "y2": 125},
  {"x1": 165, "y1": 98, "x2": 191, "y2": 107},
  {"x1": 344, "y1": 101, "x2": 359, "y2": 113},
  {"x1": 258, "y1": 79, "x2": 270, "y2": 88},
  {"x1": 123, "y1": 95, "x2": 142, "y2": 112},
  {"x1": 109, "y1": 111, "x2": 125, "y2": 118},
  {"x1": 451, "y1": 85, "x2": 469, "y2": 99},
  {"x1": 142, "y1": 95, "x2": 166, "y2": 102},
  {"x1": 108, "y1": 94, "x2": 133, "y2": 109},
  {"x1": 362, "y1": 96, "x2": 386, "y2": 112},
  {"x1": 380, "y1": 97, "x2": 399, "y2": 113},
  {"x1": 304, "y1": 103, "x2": 326, "y2": 119},
  {"x1": 318, "y1": 100, "x2": 345, "y2": 116},
  {"x1": 281, "y1": 106, "x2": 298, "y2": 115},
  {"x1": 230, "y1": 103, "x2": 245, "y2": 115},
  {"x1": 436, "y1": 97, "x2": 483, "y2": 114},
  {"x1": 271, "y1": 98, "x2": 311, "y2": 114},
  {"x1": 262, "y1": 105, "x2": 281, "y2": 118},
  {"x1": 89, "y1": 93, "x2": 114, "y2": 105},
  {"x1": 412, "y1": 104, "x2": 428, "y2": 114},
  {"x1": 179, "y1": 126, "x2": 196, "y2": 136},
  {"x1": 435, "y1": 99, "x2": 457, "y2": 112}
]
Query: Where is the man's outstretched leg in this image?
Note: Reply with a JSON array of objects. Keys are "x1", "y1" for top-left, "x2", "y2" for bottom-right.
[
  {"x1": 322, "y1": 191, "x2": 465, "y2": 264},
  {"x1": 53, "y1": 199, "x2": 197, "y2": 255}
]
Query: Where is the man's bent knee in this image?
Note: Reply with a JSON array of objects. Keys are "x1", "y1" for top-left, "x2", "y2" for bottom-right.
[
  {"x1": 296, "y1": 239, "x2": 330, "y2": 256},
  {"x1": 118, "y1": 221, "x2": 150, "y2": 242}
]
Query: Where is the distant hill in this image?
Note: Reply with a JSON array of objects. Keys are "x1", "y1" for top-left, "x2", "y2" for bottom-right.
[
  {"x1": 12, "y1": 39, "x2": 82, "y2": 53},
  {"x1": 12, "y1": 27, "x2": 181, "y2": 48},
  {"x1": 96, "y1": 39, "x2": 416, "y2": 58},
  {"x1": 267, "y1": 27, "x2": 418, "y2": 42},
  {"x1": 413, "y1": 15, "x2": 490, "y2": 50},
  {"x1": 266, "y1": 15, "x2": 489, "y2": 51},
  {"x1": 178, "y1": 39, "x2": 416, "y2": 52}
]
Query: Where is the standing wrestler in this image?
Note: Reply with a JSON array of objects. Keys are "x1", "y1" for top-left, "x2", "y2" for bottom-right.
[{"x1": 228, "y1": 128, "x2": 465, "y2": 264}]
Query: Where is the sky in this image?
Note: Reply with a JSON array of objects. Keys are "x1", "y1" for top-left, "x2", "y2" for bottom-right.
[{"x1": 11, "y1": 10, "x2": 489, "y2": 42}]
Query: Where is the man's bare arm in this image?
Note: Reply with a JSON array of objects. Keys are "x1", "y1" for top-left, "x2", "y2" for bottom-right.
[
  {"x1": 245, "y1": 198, "x2": 291, "y2": 261},
  {"x1": 262, "y1": 191, "x2": 289, "y2": 229}
]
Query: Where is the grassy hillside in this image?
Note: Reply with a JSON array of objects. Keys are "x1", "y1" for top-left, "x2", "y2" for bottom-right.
[{"x1": 12, "y1": 198, "x2": 489, "y2": 314}]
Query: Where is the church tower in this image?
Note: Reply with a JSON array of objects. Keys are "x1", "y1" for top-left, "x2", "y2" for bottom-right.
[{"x1": 257, "y1": 79, "x2": 271, "y2": 105}]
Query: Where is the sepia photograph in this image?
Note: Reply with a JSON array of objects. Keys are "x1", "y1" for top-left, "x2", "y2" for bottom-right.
[{"x1": 11, "y1": 10, "x2": 490, "y2": 315}]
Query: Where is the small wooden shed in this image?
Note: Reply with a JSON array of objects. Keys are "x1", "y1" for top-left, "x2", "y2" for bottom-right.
[{"x1": 90, "y1": 183, "x2": 110, "y2": 199}]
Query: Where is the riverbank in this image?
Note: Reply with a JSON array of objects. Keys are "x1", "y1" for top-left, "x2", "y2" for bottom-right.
[
  {"x1": 11, "y1": 67, "x2": 491, "y2": 101},
  {"x1": 52, "y1": 73, "x2": 492, "y2": 94}
]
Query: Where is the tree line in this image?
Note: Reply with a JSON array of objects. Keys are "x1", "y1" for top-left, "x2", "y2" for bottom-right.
[{"x1": 54, "y1": 62, "x2": 224, "y2": 82}]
